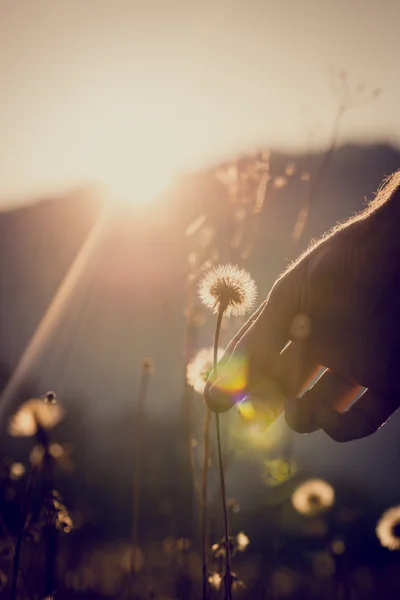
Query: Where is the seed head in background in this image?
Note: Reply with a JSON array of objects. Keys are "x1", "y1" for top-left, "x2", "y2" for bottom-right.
[
  {"x1": 141, "y1": 357, "x2": 155, "y2": 374},
  {"x1": 198, "y1": 264, "x2": 257, "y2": 318},
  {"x1": 376, "y1": 506, "x2": 400, "y2": 550},
  {"x1": 291, "y1": 479, "x2": 335, "y2": 516},
  {"x1": 8, "y1": 394, "x2": 64, "y2": 437},
  {"x1": 187, "y1": 347, "x2": 225, "y2": 394}
]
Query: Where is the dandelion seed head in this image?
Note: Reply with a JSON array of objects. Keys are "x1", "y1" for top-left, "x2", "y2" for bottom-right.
[
  {"x1": 187, "y1": 347, "x2": 224, "y2": 394},
  {"x1": 44, "y1": 391, "x2": 57, "y2": 404},
  {"x1": 291, "y1": 479, "x2": 335, "y2": 516},
  {"x1": 8, "y1": 398, "x2": 64, "y2": 437},
  {"x1": 198, "y1": 264, "x2": 257, "y2": 317},
  {"x1": 376, "y1": 506, "x2": 400, "y2": 550}
]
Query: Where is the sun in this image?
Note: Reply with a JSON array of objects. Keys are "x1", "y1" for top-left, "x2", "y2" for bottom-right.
[
  {"x1": 97, "y1": 143, "x2": 175, "y2": 210},
  {"x1": 102, "y1": 162, "x2": 172, "y2": 209}
]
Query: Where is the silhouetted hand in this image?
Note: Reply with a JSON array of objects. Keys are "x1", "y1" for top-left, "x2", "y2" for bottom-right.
[{"x1": 205, "y1": 171, "x2": 400, "y2": 442}]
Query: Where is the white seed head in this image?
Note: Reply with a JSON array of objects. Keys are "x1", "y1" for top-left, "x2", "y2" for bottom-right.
[
  {"x1": 376, "y1": 506, "x2": 400, "y2": 550},
  {"x1": 291, "y1": 479, "x2": 335, "y2": 516},
  {"x1": 198, "y1": 264, "x2": 257, "y2": 318}
]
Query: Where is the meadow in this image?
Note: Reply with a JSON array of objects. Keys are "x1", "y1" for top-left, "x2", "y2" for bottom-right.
[{"x1": 1, "y1": 139, "x2": 400, "y2": 600}]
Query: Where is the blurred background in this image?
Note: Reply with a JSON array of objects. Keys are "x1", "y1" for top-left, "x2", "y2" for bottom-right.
[{"x1": 0, "y1": 1, "x2": 400, "y2": 598}]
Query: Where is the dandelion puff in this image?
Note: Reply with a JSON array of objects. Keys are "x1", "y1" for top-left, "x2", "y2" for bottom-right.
[
  {"x1": 8, "y1": 397, "x2": 64, "y2": 437},
  {"x1": 198, "y1": 264, "x2": 257, "y2": 318},
  {"x1": 291, "y1": 479, "x2": 335, "y2": 516},
  {"x1": 187, "y1": 347, "x2": 225, "y2": 394},
  {"x1": 376, "y1": 506, "x2": 400, "y2": 550}
]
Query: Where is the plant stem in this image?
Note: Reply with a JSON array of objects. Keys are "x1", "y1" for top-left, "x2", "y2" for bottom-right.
[
  {"x1": 42, "y1": 438, "x2": 57, "y2": 598},
  {"x1": 201, "y1": 407, "x2": 211, "y2": 600},
  {"x1": 130, "y1": 366, "x2": 150, "y2": 599},
  {"x1": 214, "y1": 305, "x2": 232, "y2": 600},
  {"x1": 10, "y1": 465, "x2": 38, "y2": 600},
  {"x1": 215, "y1": 415, "x2": 232, "y2": 600}
]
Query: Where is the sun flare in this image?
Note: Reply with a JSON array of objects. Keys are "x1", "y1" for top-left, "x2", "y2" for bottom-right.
[{"x1": 100, "y1": 152, "x2": 174, "y2": 208}]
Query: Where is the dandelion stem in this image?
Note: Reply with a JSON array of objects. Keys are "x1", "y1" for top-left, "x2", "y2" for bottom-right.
[
  {"x1": 130, "y1": 365, "x2": 150, "y2": 599},
  {"x1": 10, "y1": 464, "x2": 38, "y2": 600},
  {"x1": 201, "y1": 407, "x2": 211, "y2": 600},
  {"x1": 42, "y1": 436, "x2": 57, "y2": 598},
  {"x1": 214, "y1": 304, "x2": 232, "y2": 600}
]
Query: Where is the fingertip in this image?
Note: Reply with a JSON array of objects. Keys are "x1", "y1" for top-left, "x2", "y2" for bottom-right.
[{"x1": 203, "y1": 382, "x2": 235, "y2": 413}]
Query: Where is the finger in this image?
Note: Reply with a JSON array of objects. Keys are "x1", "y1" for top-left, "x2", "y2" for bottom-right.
[
  {"x1": 205, "y1": 278, "x2": 296, "y2": 412},
  {"x1": 285, "y1": 370, "x2": 361, "y2": 434},
  {"x1": 239, "y1": 276, "x2": 299, "y2": 389},
  {"x1": 316, "y1": 389, "x2": 400, "y2": 442},
  {"x1": 202, "y1": 300, "x2": 267, "y2": 412},
  {"x1": 275, "y1": 339, "x2": 321, "y2": 398},
  {"x1": 218, "y1": 299, "x2": 268, "y2": 367}
]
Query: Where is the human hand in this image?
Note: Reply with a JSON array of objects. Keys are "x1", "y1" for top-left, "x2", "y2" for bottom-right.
[{"x1": 204, "y1": 171, "x2": 400, "y2": 442}]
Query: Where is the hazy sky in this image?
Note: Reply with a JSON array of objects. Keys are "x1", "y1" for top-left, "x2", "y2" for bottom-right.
[{"x1": 0, "y1": 0, "x2": 399, "y2": 206}]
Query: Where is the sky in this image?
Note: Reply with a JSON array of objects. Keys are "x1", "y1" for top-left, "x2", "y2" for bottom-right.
[{"x1": 0, "y1": 0, "x2": 399, "y2": 206}]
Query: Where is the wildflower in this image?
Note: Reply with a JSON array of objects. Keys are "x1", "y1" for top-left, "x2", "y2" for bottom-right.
[
  {"x1": 187, "y1": 347, "x2": 225, "y2": 394},
  {"x1": 291, "y1": 479, "x2": 335, "y2": 516},
  {"x1": 376, "y1": 506, "x2": 400, "y2": 550},
  {"x1": 211, "y1": 532, "x2": 249, "y2": 559},
  {"x1": 8, "y1": 396, "x2": 64, "y2": 437},
  {"x1": 198, "y1": 264, "x2": 257, "y2": 318},
  {"x1": 46, "y1": 490, "x2": 73, "y2": 533}
]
